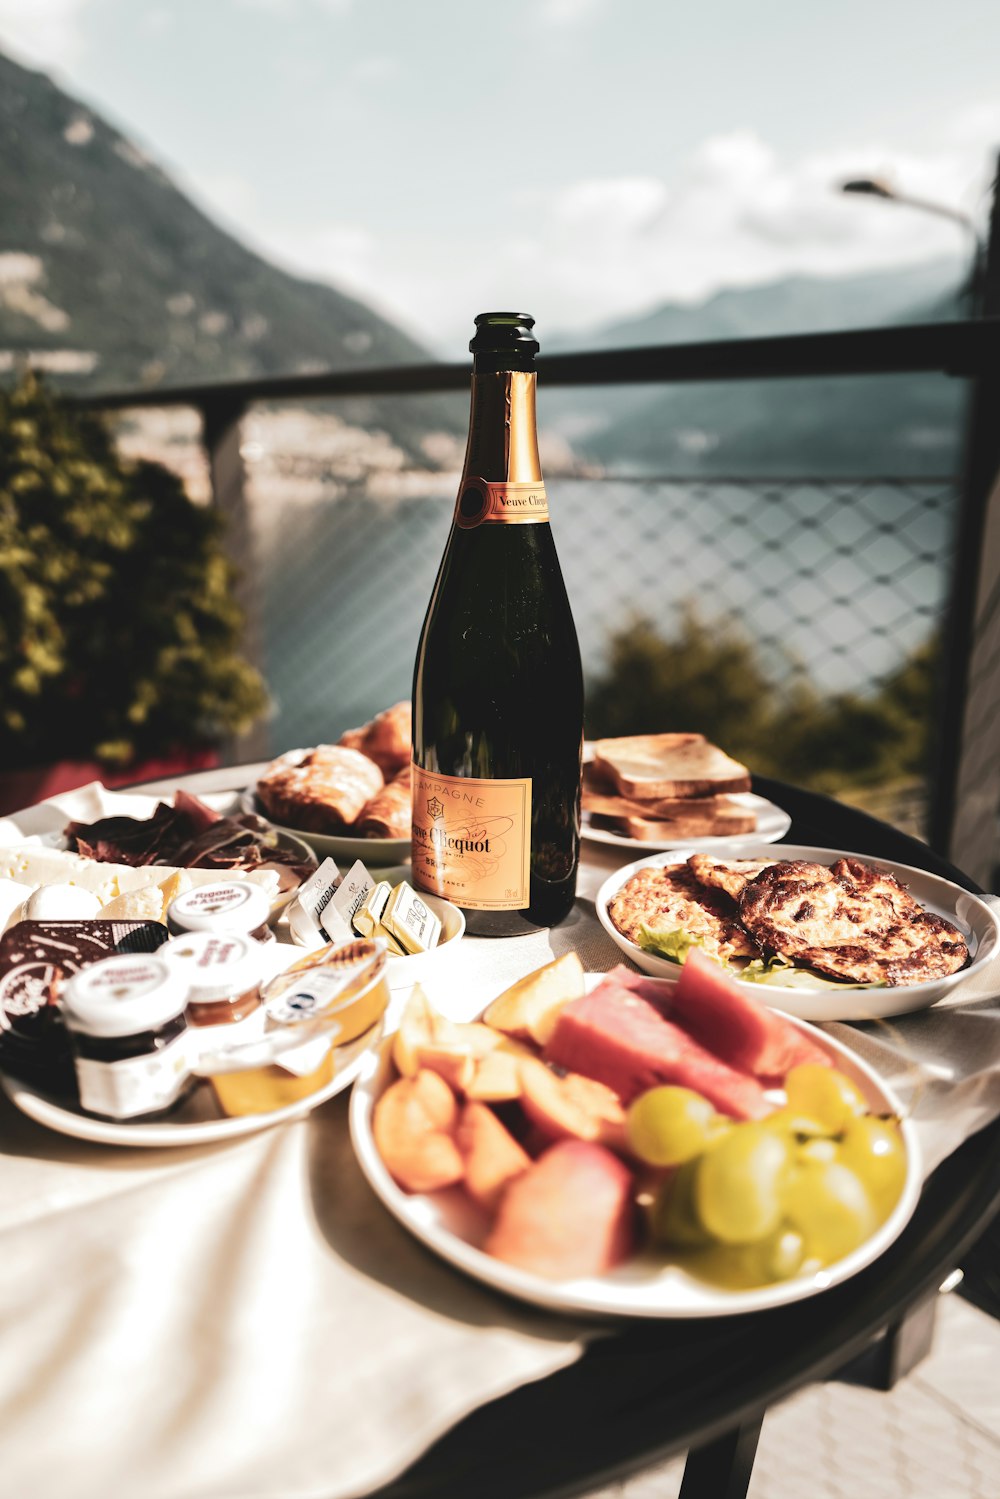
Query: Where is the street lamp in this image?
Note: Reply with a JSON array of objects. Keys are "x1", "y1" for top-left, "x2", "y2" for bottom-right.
[{"x1": 838, "y1": 177, "x2": 984, "y2": 308}]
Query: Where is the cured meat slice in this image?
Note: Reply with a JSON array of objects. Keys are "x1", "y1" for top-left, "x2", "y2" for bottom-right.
[
  {"x1": 739, "y1": 857, "x2": 968, "y2": 986},
  {"x1": 607, "y1": 864, "x2": 757, "y2": 964},
  {"x1": 544, "y1": 972, "x2": 772, "y2": 1119}
]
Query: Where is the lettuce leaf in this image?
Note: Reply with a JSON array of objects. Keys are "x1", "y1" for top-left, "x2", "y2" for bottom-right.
[{"x1": 635, "y1": 925, "x2": 884, "y2": 990}]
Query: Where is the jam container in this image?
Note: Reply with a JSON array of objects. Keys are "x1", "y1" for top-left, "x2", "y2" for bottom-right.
[
  {"x1": 207, "y1": 940, "x2": 389, "y2": 1117},
  {"x1": 61, "y1": 956, "x2": 193, "y2": 1120},
  {"x1": 166, "y1": 881, "x2": 274, "y2": 944},
  {"x1": 160, "y1": 931, "x2": 264, "y2": 1027}
]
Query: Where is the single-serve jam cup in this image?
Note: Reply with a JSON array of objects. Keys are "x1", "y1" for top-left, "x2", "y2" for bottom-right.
[
  {"x1": 160, "y1": 931, "x2": 265, "y2": 1027},
  {"x1": 206, "y1": 940, "x2": 389, "y2": 1117},
  {"x1": 61, "y1": 955, "x2": 193, "y2": 1120},
  {"x1": 167, "y1": 880, "x2": 275, "y2": 943}
]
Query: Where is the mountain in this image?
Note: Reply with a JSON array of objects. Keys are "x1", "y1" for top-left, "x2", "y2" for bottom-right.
[
  {"x1": 542, "y1": 262, "x2": 966, "y2": 476},
  {"x1": 0, "y1": 50, "x2": 462, "y2": 454}
]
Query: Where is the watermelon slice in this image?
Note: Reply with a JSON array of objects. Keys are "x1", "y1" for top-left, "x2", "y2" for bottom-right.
[
  {"x1": 617, "y1": 955, "x2": 832, "y2": 1083},
  {"x1": 543, "y1": 973, "x2": 772, "y2": 1119}
]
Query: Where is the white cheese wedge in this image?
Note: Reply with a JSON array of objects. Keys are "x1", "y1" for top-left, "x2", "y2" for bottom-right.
[
  {"x1": 23, "y1": 883, "x2": 103, "y2": 921},
  {"x1": 100, "y1": 885, "x2": 169, "y2": 922},
  {"x1": 0, "y1": 877, "x2": 29, "y2": 933},
  {"x1": 0, "y1": 845, "x2": 281, "y2": 907}
]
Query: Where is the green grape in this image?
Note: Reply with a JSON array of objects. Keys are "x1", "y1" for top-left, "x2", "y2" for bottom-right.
[
  {"x1": 838, "y1": 1117, "x2": 908, "y2": 1220},
  {"x1": 627, "y1": 1086, "x2": 719, "y2": 1166},
  {"x1": 694, "y1": 1124, "x2": 792, "y2": 1245},
  {"x1": 797, "y1": 1137, "x2": 838, "y2": 1166},
  {"x1": 688, "y1": 1225, "x2": 808, "y2": 1288},
  {"x1": 783, "y1": 1159, "x2": 876, "y2": 1264},
  {"x1": 649, "y1": 1160, "x2": 713, "y2": 1249},
  {"x1": 784, "y1": 1065, "x2": 868, "y2": 1134},
  {"x1": 762, "y1": 1105, "x2": 830, "y2": 1140}
]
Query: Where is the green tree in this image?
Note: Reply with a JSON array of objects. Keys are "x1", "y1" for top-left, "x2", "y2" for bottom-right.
[
  {"x1": 586, "y1": 605, "x2": 936, "y2": 795},
  {"x1": 0, "y1": 372, "x2": 268, "y2": 767}
]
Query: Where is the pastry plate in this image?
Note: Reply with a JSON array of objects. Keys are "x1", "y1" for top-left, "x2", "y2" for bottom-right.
[
  {"x1": 238, "y1": 788, "x2": 410, "y2": 867},
  {"x1": 1, "y1": 1020, "x2": 381, "y2": 1148},
  {"x1": 596, "y1": 843, "x2": 1000, "y2": 1023},
  {"x1": 582, "y1": 792, "x2": 791, "y2": 852},
  {"x1": 350, "y1": 984, "x2": 921, "y2": 1319}
]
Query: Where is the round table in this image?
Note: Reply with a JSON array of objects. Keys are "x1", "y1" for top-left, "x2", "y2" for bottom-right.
[
  {"x1": 354, "y1": 775, "x2": 1000, "y2": 1499},
  {"x1": 22, "y1": 766, "x2": 997, "y2": 1499}
]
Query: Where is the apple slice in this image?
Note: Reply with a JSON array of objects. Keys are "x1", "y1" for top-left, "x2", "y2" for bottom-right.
[
  {"x1": 466, "y1": 1036, "x2": 536, "y2": 1101},
  {"x1": 391, "y1": 985, "x2": 439, "y2": 1077},
  {"x1": 482, "y1": 952, "x2": 585, "y2": 1045},
  {"x1": 518, "y1": 1056, "x2": 626, "y2": 1150},
  {"x1": 456, "y1": 1102, "x2": 531, "y2": 1213},
  {"x1": 372, "y1": 1069, "x2": 464, "y2": 1193}
]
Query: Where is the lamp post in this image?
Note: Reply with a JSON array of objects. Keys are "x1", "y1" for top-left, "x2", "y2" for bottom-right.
[{"x1": 838, "y1": 177, "x2": 985, "y2": 309}]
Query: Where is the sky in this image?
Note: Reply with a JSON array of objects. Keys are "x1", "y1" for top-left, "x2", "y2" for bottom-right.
[{"x1": 1, "y1": 0, "x2": 998, "y2": 353}]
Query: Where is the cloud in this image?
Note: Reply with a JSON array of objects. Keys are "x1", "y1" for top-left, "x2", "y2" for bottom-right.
[
  {"x1": 536, "y1": 0, "x2": 605, "y2": 26},
  {"x1": 0, "y1": 0, "x2": 92, "y2": 69},
  {"x1": 185, "y1": 110, "x2": 1000, "y2": 352},
  {"x1": 232, "y1": 0, "x2": 351, "y2": 13}
]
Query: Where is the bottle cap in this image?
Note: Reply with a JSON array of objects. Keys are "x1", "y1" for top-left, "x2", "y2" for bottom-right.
[
  {"x1": 167, "y1": 881, "x2": 271, "y2": 937},
  {"x1": 62, "y1": 956, "x2": 188, "y2": 1039},
  {"x1": 470, "y1": 312, "x2": 539, "y2": 357}
]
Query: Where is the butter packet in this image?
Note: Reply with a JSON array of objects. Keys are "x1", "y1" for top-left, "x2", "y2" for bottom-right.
[
  {"x1": 285, "y1": 858, "x2": 350, "y2": 947},
  {"x1": 382, "y1": 882, "x2": 442, "y2": 955}
]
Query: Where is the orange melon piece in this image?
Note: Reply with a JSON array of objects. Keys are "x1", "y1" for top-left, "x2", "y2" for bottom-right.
[
  {"x1": 373, "y1": 1069, "x2": 463, "y2": 1193},
  {"x1": 455, "y1": 1102, "x2": 531, "y2": 1213},
  {"x1": 485, "y1": 1140, "x2": 636, "y2": 1280}
]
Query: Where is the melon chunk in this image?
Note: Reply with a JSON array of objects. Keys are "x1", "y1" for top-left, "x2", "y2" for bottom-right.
[
  {"x1": 485, "y1": 1140, "x2": 636, "y2": 1280},
  {"x1": 372, "y1": 1070, "x2": 464, "y2": 1194},
  {"x1": 455, "y1": 1102, "x2": 531, "y2": 1212}
]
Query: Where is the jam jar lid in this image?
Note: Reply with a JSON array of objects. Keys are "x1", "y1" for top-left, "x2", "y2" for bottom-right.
[
  {"x1": 167, "y1": 880, "x2": 272, "y2": 937},
  {"x1": 61, "y1": 956, "x2": 188, "y2": 1039},
  {"x1": 160, "y1": 931, "x2": 264, "y2": 1004}
]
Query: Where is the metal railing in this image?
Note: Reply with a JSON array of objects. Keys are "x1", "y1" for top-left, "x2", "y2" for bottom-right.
[{"x1": 74, "y1": 314, "x2": 1000, "y2": 886}]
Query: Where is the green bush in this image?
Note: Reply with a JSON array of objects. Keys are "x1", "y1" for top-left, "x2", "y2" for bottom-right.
[
  {"x1": 0, "y1": 373, "x2": 268, "y2": 768},
  {"x1": 586, "y1": 604, "x2": 936, "y2": 794}
]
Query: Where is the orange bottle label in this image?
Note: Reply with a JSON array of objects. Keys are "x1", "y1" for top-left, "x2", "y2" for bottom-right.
[
  {"x1": 411, "y1": 765, "x2": 532, "y2": 909},
  {"x1": 454, "y1": 478, "x2": 549, "y2": 529}
]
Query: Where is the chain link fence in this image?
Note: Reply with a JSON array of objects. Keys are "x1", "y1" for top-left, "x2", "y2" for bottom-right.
[{"x1": 245, "y1": 457, "x2": 955, "y2": 836}]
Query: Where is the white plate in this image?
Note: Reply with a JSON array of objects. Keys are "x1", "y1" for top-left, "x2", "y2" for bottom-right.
[
  {"x1": 4, "y1": 787, "x2": 317, "y2": 911},
  {"x1": 350, "y1": 984, "x2": 921, "y2": 1319},
  {"x1": 238, "y1": 788, "x2": 410, "y2": 868},
  {"x1": 596, "y1": 843, "x2": 1000, "y2": 1023},
  {"x1": 582, "y1": 792, "x2": 791, "y2": 852},
  {"x1": 1, "y1": 1019, "x2": 381, "y2": 1148}
]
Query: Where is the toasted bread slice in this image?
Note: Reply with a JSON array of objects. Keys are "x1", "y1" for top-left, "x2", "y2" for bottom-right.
[
  {"x1": 589, "y1": 804, "x2": 756, "y2": 840},
  {"x1": 583, "y1": 786, "x2": 751, "y2": 819},
  {"x1": 591, "y1": 734, "x2": 751, "y2": 799}
]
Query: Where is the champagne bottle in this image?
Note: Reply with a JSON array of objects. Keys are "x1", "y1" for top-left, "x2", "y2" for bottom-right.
[{"x1": 411, "y1": 312, "x2": 583, "y2": 935}]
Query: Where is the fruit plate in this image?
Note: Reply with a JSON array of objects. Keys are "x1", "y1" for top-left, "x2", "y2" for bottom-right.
[
  {"x1": 596, "y1": 843, "x2": 1000, "y2": 1024},
  {"x1": 349, "y1": 989, "x2": 921, "y2": 1319},
  {"x1": 1, "y1": 1019, "x2": 381, "y2": 1148},
  {"x1": 582, "y1": 792, "x2": 791, "y2": 853},
  {"x1": 238, "y1": 788, "x2": 410, "y2": 868}
]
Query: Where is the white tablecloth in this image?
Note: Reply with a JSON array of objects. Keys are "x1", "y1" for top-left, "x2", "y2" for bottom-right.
[{"x1": 1, "y1": 787, "x2": 999, "y2": 1499}]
